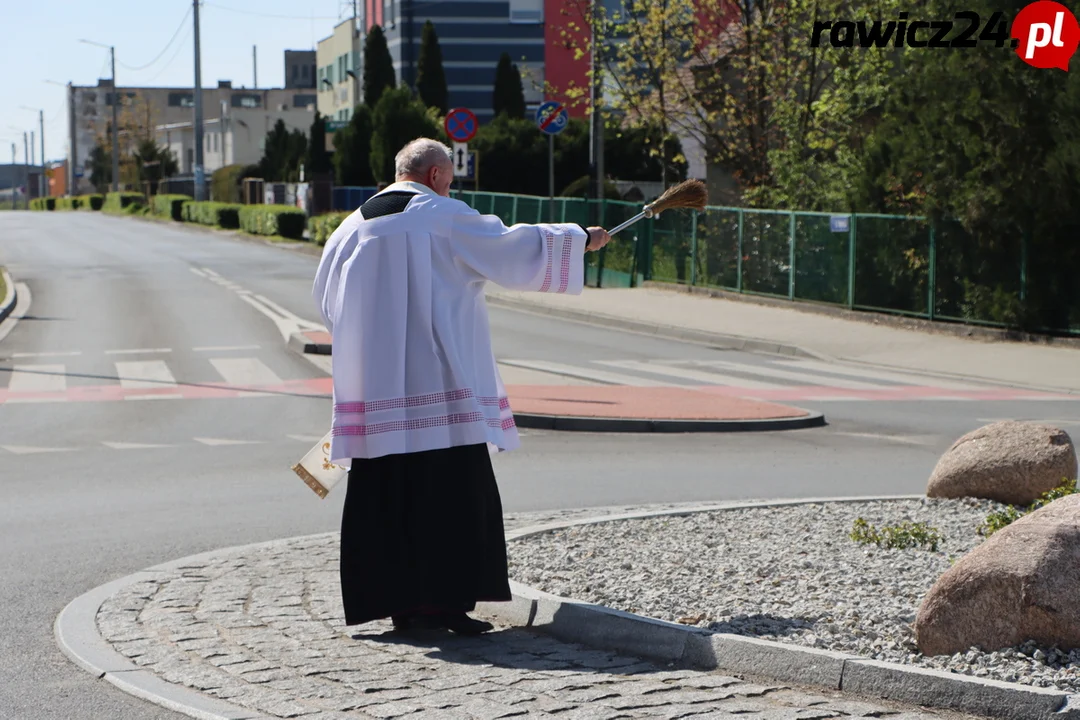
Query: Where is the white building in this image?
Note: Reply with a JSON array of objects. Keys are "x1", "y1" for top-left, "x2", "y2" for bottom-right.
[{"x1": 156, "y1": 107, "x2": 316, "y2": 176}]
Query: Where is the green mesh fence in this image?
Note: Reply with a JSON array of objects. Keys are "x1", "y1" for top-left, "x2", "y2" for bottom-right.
[{"x1": 447, "y1": 190, "x2": 1075, "y2": 335}]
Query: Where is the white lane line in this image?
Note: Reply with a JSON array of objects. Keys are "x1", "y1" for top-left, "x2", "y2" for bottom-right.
[
  {"x1": 193, "y1": 345, "x2": 262, "y2": 352},
  {"x1": 598, "y1": 360, "x2": 787, "y2": 390},
  {"x1": 288, "y1": 434, "x2": 325, "y2": 442},
  {"x1": 832, "y1": 432, "x2": 937, "y2": 446},
  {"x1": 498, "y1": 359, "x2": 682, "y2": 387},
  {"x1": 105, "y1": 348, "x2": 172, "y2": 355},
  {"x1": 115, "y1": 360, "x2": 177, "y2": 389},
  {"x1": 102, "y1": 442, "x2": 177, "y2": 449},
  {"x1": 194, "y1": 437, "x2": 265, "y2": 446},
  {"x1": 8, "y1": 364, "x2": 67, "y2": 393},
  {"x1": 696, "y1": 359, "x2": 886, "y2": 390},
  {"x1": 209, "y1": 357, "x2": 283, "y2": 387},
  {"x1": 10, "y1": 351, "x2": 81, "y2": 358},
  {"x1": 1, "y1": 445, "x2": 76, "y2": 455},
  {"x1": 189, "y1": 267, "x2": 209, "y2": 278},
  {"x1": 200, "y1": 267, "x2": 223, "y2": 278},
  {"x1": 772, "y1": 358, "x2": 989, "y2": 391}
]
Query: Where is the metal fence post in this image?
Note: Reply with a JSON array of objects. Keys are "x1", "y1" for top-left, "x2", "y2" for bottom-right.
[
  {"x1": 690, "y1": 212, "x2": 698, "y2": 287},
  {"x1": 511, "y1": 195, "x2": 519, "y2": 225},
  {"x1": 788, "y1": 212, "x2": 796, "y2": 301},
  {"x1": 927, "y1": 224, "x2": 937, "y2": 321},
  {"x1": 847, "y1": 214, "x2": 856, "y2": 309},
  {"x1": 736, "y1": 209, "x2": 744, "y2": 293}
]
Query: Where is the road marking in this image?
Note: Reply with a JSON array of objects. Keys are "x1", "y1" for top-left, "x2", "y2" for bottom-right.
[
  {"x1": 105, "y1": 348, "x2": 172, "y2": 355},
  {"x1": 771, "y1": 358, "x2": 988, "y2": 390},
  {"x1": 0, "y1": 282, "x2": 31, "y2": 345},
  {"x1": 832, "y1": 432, "x2": 936, "y2": 446},
  {"x1": 200, "y1": 267, "x2": 223, "y2": 278},
  {"x1": 189, "y1": 267, "x2": 209, "y2": 278},
  {"x1": 288, "y1": 434, "x2": 325, "y2": 443},
  {"x1": 699, "y1": 359, "x2": 885, "y2": 390},
  {"x1": 123, "y1": 394, "x2": 184, "y2": 401},
  {"x1": 498, "y1": 359, "x2": 681, "y2": 387},
  {"x1": 598, "y1": 360, "x2": 787, "y2": 390},
  {"x1": 194, "y1": 437, "x2": 266, "y2": 446},
  {"x1": 8, "y1": 364, "x2": 67, "y2": 393},
  {"x1": 10, "y1": 351, "x2": 82, "y2": 358},
  {"x1": 193, "y1": 345, "x2": 262, "y2": 352},
  {"x1": 102, "y1": 442, "x2": 177, "y2": 450},
  {"x1": 1, "y1": 445, "x2": 76, "y2": 455},
  {"x1": 978, "y1": 417, "x2": 1080, "y2": 426},
  {"x1": 210, "y1": 357, "x2": 283, "y2": 387},
  {"x1": 115, "y1": 360, "x2": 177, "y2": 389}
]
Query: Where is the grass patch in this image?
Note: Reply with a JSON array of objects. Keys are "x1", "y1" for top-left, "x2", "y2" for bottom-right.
[
  {"x1": 0, "y1": 266, "x2": 6, "y2": 304},
  {"x1": 978, "y1": 478, "x2": 1078, "y2": 537},
  {"x1": 850, "y1": 517, "x2": 942, "y2": 551}
]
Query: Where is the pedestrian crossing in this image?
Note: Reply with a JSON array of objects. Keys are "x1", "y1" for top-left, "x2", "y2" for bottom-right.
[
  {"x1": 496, "y1": 357, "x2": 1075, "y2": 402},
  {"x1": 0, "y1": 351, "x2": 330, "y2": 405},
  {"x1": 1, "y1": 351, "x2": 1073, "y2": 406}
]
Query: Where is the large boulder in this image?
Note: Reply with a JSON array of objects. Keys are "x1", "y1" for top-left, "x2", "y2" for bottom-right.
[
  {"x1": 926, "y1": 421, "x2": 1076, "y2": 506},
  {"x1": 915, "y1": 494, "x2": 1080, "y2": 656}
]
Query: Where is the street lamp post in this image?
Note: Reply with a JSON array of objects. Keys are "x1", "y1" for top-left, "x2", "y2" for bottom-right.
[
  {"x1": 44, "y1": 80, "x2": 74, "y2": 195},
  {"x1": 80, "y1": 39, "x2": 120, "y2": 192}
]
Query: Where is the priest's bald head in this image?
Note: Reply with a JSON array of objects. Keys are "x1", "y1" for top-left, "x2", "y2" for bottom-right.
[{"x1": 395, "y1": 138, "x2": 454, "y2": 197}]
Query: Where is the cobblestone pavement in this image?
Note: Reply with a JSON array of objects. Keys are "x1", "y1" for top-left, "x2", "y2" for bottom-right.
[{"x1": 93, "y1": 508, "x2": 984, "y2": 720}]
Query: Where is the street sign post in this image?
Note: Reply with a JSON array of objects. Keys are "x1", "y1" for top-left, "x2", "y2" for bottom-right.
[
  {"x1": 444, "y1": 107, "x2": 478, "y2": 143},
  {"x1": 536, "y1": 101, "x2": 569, "y2": 221}
]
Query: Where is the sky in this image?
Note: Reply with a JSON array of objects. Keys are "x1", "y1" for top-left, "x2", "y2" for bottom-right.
[{"x1": 0, "y1": 0, "x2": 352, "y2": 165}]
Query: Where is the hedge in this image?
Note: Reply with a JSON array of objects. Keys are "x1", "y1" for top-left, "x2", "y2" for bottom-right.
[
  {"x1": 239, "y1": 204, "x2": 306, "y2": 239},
  {"x1": 182, "y1": 201, "x2": 242, "y2": 229},
  {"x1": 56, "y1": 196, "x2": 83, "y2": 211},
  {"x1": 79, "y1": 194, "x2": 105, "y2": 211},
  {"x1": 29, "y1": 198, "x2": 55, "y2": 211},
  {"x1": 151, "y1": 194, "x2": 193, "y2": 222},
  {"x1": 308, "y1": 212, "x2": 349, "y2": 246},
  {"x1": 103, "y1": 192, "x2": 146, "y2": 214}
]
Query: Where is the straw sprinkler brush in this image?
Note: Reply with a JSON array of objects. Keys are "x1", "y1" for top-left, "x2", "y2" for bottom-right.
[{"x1": 606, "y1": 179, "x2": 709, "y2": 236}]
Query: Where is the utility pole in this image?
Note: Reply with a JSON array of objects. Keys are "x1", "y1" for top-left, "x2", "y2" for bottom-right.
[
  {"x1": 10, "y1": 144, "x2": 15, "y2": 209},
  {"x1": 38, "y1": 109, "x2": 45, "y2": 198},
  {"x1": 193, "y1": 0, "x2": 206, "y2": 201},
  {"x1": 110, "y1": 46, "x2": 119, "y2": 192},
  {"x1": 23, "y1": 132, "x2": 29, "y2": 208},
  {"x1": 253, "y1": 45, "x2": 257, "y2": 88}
]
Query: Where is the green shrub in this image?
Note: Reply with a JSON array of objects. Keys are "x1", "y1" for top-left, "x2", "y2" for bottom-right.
[
  {"x1": 103, "y1": 192, "x2": 146, "y2": 214},
  {"x1": 79, "y1": 194, "x2": 105, "y2": 211},
  {"x1": 182, "y1": 201, "x2": 242, "y2": 229},
  {"x1": 239, "y1": 204, "x2": 307, "y2": 239},
  {"x1": 850, "y1": 518, "x2": 942, "y2": 551},
  {"x1": 151, "y1": 194, "x2": 193, "y2": 222},
  {"x1": 29, "y1": 198, "x2": 55, "y2": 211},
  {"x1": 56, "y1": 196, "x2": 83, "y2": 211},
  {"x1": 211, "y1": 164, "x2": 261, "y2": 203},
  {"x1": 307, "y1": 212, "x2": 350, "y2": 245},
  {"x1": 979, "y1": 478, "x2": 1078, "y2": 537}
]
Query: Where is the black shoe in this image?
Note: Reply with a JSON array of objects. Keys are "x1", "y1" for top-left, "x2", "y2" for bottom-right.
[{"x1": 440, "y1": 613, "x2": 494, "y2": 635}]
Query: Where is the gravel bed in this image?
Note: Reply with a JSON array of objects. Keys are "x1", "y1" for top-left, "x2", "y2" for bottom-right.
[{"x1": 508, "y1": 497, "x2": 1080, "y2": 694}]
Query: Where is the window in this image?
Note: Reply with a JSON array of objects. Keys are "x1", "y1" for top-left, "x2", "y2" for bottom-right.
[
  {"x1": 168, "y1": 92, "x2": 195, "y2": 108},
  {"x1": 294, "y1": 94, "x2": 317, "y2": 108},
  {"x1": 509, "y1": 0, "x2": 543, "y2": 23},
  {"x1": 231, "y1": 94, "x2": 261, "y2": 108}
]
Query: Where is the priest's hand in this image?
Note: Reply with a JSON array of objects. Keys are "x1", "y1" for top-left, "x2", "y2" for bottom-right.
[{"x1": 585, "y1": 227, "x2": 611, "y2": 252}]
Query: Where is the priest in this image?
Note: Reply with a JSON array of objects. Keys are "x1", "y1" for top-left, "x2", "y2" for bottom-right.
[{"x1": 312, "y1": 137, "x2": 611, "y2": 635}]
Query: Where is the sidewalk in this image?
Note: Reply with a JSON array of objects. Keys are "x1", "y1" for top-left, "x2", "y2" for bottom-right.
[
  {"x1": 60, "y1": 508, "x2": 984, "y2": 720},
  {"x1": 485, "y1": 287, "x2": 1080, "y2": 394}
]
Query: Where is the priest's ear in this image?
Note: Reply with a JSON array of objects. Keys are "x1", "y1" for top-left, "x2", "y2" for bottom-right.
[{"x1": 430, "y1": 160, "x2": 454, "y2": 197}]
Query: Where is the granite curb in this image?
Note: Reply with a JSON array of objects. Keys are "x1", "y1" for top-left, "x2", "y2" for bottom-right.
[
  {"x1": 477, "y1": 497, "x2": 1080, "y2": 720},
  {"x1": 0, "y1": 267, "x2": 17, "y2": 325},
  {"x1": 57, "y1": 497, "x2": 1080, "y2": 720},
  {"x1": 285, "y1": 330, "x2": 827, "y2": 433}
]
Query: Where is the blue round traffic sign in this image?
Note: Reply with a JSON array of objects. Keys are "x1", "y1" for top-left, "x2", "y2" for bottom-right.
[
  {"x1": 445, "y1": 107, "x2": 478, "y2": 143},
  {"x1": 535, "y1": 101, "x2": 568, "y2": 136}
]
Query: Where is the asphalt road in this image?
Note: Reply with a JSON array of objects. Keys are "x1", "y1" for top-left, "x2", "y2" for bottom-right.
[{"x1": 0, "y1": 211, "x2": 1077, "y2": 720}]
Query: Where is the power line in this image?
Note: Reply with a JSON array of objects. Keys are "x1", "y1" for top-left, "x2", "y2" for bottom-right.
[
  {"x1": 146, "y1": 25, "x2": 193, "y2": 84},
  {"x1": 203, "y1": 2, "x2": 338, "y2": 20},
  {"x1": 118, "y1": 6, "x2": 193, "y2": 72}
]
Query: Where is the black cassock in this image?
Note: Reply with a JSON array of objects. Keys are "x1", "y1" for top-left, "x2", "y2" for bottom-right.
[{"x1": 338, "y1": 191, "x2": 512, "y2": 626}]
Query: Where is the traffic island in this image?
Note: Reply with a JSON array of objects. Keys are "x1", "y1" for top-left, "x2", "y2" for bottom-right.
[{"x1": 507, "y1": 385, "x2": 824, "y2": 432}]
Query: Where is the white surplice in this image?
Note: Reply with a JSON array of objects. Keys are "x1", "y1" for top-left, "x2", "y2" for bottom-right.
[{"x1": 312, "y1": 181, "x2": 588, "y2": 468}]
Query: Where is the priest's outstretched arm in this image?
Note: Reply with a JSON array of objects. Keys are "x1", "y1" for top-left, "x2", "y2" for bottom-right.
[{"x1": 448, "y1": 211, "x2": 611, "y2": 294}]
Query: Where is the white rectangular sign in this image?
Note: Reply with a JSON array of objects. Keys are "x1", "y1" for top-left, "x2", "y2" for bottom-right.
[{"x1": 452, "y1": 142, "x2": 469, "y2": 177}]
